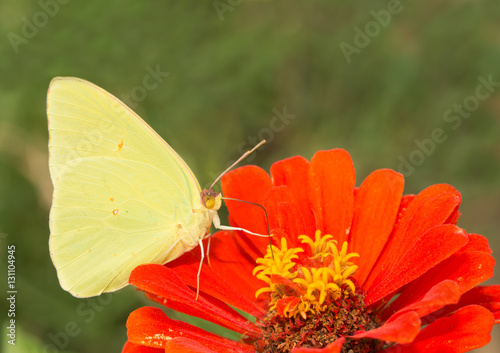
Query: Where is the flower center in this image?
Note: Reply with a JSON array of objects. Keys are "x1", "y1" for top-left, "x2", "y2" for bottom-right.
[{"x1": 253, "y1": 230, "x2": 382, "y2": 352}]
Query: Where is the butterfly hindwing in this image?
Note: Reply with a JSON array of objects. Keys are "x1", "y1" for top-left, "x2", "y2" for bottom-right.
[{"x1": 49, "y1": 156, "x2": 200, "y2": 297}]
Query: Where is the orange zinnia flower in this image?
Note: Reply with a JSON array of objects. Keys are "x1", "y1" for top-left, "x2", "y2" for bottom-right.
[{"x1": 122, "y1": 149, "x2": 500, "y2": 353}]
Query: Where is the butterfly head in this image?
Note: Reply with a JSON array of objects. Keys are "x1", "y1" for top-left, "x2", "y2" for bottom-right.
[{"x1": 201, "y1": 189, "x2": 222, "y2": 211}]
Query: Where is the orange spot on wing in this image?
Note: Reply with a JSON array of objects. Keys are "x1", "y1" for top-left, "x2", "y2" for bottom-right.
[
  {"x1": 110, "y1": 197, "x2": 114, "y2": 201},
  {"x1": 117, "y1": 139, "x2": 124, "y2": 151},
  {"x1": 113, "y1": 209, "x2": 119, "y2": 215}
]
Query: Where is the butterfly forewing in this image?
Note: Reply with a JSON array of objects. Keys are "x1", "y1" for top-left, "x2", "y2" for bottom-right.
[{"x1": 47, "y1": 77, "x2": 200, "y2": 203}]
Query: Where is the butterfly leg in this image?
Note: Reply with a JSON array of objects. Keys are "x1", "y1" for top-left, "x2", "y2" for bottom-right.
[
  {"x1": 212, "y1": 212, "x2": 269, "y2": 237},
  {"x1": 206, "y1": 233, "x2": 213, "y2": 268},
  {"x1": 196, "y1": 238, "x2": 205, "y2": 301}
]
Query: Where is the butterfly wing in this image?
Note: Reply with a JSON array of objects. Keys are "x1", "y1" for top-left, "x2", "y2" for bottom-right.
[
  {"x1": 48, "y1": 76, "x2": 199, "y2": 198},
  {"x1": 47, "y1": 77, "x2": 208, "y2": 297}
]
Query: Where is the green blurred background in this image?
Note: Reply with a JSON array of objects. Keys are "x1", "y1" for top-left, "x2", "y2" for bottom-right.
[{"x1": 0, "y1": 1, "x2": 499, "y2": 352}]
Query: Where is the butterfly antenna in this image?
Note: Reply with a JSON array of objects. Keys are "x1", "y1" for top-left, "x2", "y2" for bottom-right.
[
  {"x1": 209, "y1": 140, "x2": 266, "y2": 191},
  {"x1": 221, "y1": 197, "x2": 274, "y2": 261}
]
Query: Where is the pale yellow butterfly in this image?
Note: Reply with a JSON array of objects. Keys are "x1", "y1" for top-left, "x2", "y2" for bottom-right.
[{"x1": 48, "y1": 77, "x2": 264, "y2": 298}]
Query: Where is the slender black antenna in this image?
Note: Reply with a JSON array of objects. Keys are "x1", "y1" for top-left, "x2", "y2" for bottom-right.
[{"x1": 222, "y1": 197, "x2": 274, "y2": 261}]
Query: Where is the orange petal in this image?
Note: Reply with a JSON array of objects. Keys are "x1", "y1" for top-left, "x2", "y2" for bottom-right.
[
  {"x1": 351, "y1": 311, "x2": 420, "y2": 344},
  {"x1": 126, "y1": 307, "x2": 253, "y2": 352},
  {"x1": 383, "y1": 280, "x2": 461, "y2": 322},
  {"x1": 349, "y1": 169, "x2": 404, "y2": 287},
  {"x1": 164, "y1": 337, "x2": 243, "y2": 353},
  {"x1": 121, "y1": 341, "x2": 163, "y2": 353},
  {"x1": 222, "y1": 165, "x2": 273, "y2": 235},
  {"x1": 271, "y1": 155, "x2": 316, "y2": 236},
  {"x1": 264, "y1": 186, "x2": 313, "y2": 248},
  {"x1": 388, "y1": 249, "x2": 495, "y2": 314},
  {"x1": 308, "y1": 149, "x2": 355, "y2": 244},
  {"x1": 379, "y1": 305, "x2": 494, "y2": 353},
  {"x1": 455, "y1": 233, "x2": 492, "y2": 255},
  {"x1": 365, "y1": 184, "x2": 461, "y2": 290},
  {"x1": 430, "y1": 285, "x2": 500, "y2": 325},
  {"x1": 291, "y1": 337, "x2": 346, "y2": 353},
  {"x1": 167, "y1": 240, "x2": 266, "y2": 318},
  {"x1": 366, "y1": 224, "x2": 468, "y2": 305},
  {"x1": 129, "y1": 265, "x2": 260, "y2": 338}
]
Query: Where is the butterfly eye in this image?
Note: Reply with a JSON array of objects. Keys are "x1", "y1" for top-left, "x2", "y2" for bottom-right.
[
  {"x1": 201, "y1": 189, "x2": 221, "y2": 210},
  {"x1": 203, "y1": 194, "x2": 215, "y2": 209}
]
